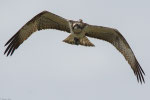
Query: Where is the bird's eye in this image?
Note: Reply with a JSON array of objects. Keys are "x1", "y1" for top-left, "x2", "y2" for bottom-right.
[{"x1": 74, "y1": 24, "x2": 81, "y2": 29}]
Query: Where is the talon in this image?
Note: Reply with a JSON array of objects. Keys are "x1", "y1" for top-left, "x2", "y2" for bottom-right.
[{"x1": 74, "y1": 37, "x2": 80, "y2": 45}]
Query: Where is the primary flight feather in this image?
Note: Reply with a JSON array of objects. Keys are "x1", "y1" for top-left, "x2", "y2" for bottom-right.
[{"x1": 4, "y1": 11, "x2": 145, "y2": 83}]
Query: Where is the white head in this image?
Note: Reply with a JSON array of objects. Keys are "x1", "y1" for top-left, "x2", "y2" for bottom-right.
[{"x1": 73, "y1": 19, "x2": 84, "y2": 30}]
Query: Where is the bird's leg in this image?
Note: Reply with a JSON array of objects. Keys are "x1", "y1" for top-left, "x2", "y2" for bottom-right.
[{"x1": 74, "y1": 37, "x2": 80, "y2": 45}]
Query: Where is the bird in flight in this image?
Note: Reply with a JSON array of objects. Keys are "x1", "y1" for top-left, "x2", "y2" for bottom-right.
[{"x1": 4, "y1": 10, "x2": 145, "y2": 83}]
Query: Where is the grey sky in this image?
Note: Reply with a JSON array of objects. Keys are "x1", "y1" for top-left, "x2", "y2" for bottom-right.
[{"x1": 0, "y1": 0, "x2": 150, "y2": 100}]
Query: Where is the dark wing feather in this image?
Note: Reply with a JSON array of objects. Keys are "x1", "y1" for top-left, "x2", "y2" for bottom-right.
[
  {"x1": 4, "y1": 11, "x2": 70, "y2": 56},
  {"x1": 85, "y1": 25, "x2": 145, "y2": 83}
]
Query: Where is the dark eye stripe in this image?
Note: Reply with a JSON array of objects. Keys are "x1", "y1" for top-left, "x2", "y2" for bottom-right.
[{"x1": 74, "y1": 24, "x2": 82, "y2": 29}]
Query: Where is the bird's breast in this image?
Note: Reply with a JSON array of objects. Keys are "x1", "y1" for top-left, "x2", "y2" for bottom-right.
[
  {"x1": 73, "y1": 28, "x2": 82, "y2": 34},
  {"x1": 72, "y1": 31, "x2": 86, "y2": 39}
]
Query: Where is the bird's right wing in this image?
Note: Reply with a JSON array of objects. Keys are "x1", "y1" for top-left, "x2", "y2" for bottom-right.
[{"x1": 4, "y1": 11, "x2": 70, "y2": 56}]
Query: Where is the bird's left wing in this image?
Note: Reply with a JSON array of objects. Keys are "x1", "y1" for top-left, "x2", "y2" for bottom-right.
[
  {"x1": 4, "y1": 11, "x2": 70, "y2": 56},
  {"x1": 85, "y1": 24, "x2": 145, "y2": 83}
]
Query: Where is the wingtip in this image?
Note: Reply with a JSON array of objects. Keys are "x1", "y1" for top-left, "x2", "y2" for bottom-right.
[
  {"x1": 135, "y1": 71, "x2": 145, "y2": 84},
  {"x1": 4, "y1": 42, "x2": 9, "y2": 47}
]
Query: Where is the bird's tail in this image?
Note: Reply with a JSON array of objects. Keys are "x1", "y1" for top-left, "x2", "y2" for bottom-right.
[{"x1": 63, "y1": 34, "x2": 95, "y2": 47}]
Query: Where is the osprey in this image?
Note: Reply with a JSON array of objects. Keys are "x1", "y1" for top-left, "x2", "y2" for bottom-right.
[{"x1": 4, "y1": 11, "x2": 145, "y2": 83}]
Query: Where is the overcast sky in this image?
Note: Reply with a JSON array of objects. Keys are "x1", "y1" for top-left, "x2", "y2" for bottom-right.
[{"x1": 0, "y1": 0, "x2": 150, "y2": 100}]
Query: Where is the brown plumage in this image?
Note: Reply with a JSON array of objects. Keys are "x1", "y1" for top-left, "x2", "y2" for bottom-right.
[
  {"x1": 4, "y1": 10, "x2": 145, "y2": 83},
  {"x1": 4, "y1": 11, "x2": 70, "y2": 56},
  {"x1": 85, "y1": 25, "x2": 145, "y2": 83}
]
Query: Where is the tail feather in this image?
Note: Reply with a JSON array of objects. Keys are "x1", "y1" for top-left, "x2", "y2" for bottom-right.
[
  {"x1": 63, "y1": 34, "x2": 95, "y2": 47},
  {"x1": 63, "y1": 34, "x2": 75, "y2": 45},
  {"x1": 79, "y1": 36, "x2": 95, "y2": 46}
]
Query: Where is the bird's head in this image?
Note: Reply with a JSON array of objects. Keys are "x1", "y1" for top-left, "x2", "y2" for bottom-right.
[{"x1": 73, "y1": 19, "x2": 84, "y2": 30}]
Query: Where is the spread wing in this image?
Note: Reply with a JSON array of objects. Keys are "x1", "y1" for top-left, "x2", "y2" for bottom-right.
[
  {"x1": 85, "y1": 25, "x2": 145, "y2": 83},
  {"x1": 4, "y1": 11, "x2": 70, "y2": 56}
]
